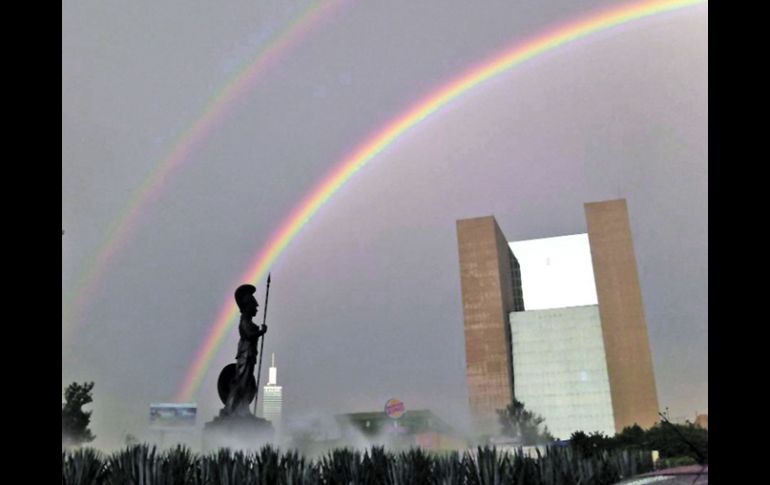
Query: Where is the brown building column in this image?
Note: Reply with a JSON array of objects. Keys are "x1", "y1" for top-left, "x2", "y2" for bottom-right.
[
  {"x1": 457, "y1": 216, "x2": 523, "y2": 424},
  {"x1": 585, "y1": 199, "x2": 660, "y2": 431}
]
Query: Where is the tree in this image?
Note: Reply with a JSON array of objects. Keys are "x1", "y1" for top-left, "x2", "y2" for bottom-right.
[
  {"x1": 614, "y1": 424, "x2": 645, "y2": 449},
  {"x1": 62, "y1": 382, "x2": 95, "y2": 446},
  {"x1": 497, "y1": 399, "x2": 555, "y2": 445},
  {"x1": 645, "y1": 422, "x2": 708, "y2": 463},
  {"x1": 568, "y1": 422, "x2": 708, "y2": 464},
  {"x1": 569, "y1": 430, "x2": 613, "y2": 457}
]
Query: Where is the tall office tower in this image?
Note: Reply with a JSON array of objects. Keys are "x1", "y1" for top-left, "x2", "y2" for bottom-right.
[
  {"x1": 585, "y1": 199, "x2": 659, "y2": 431},
  {"x1": 456, "y1": 200, "x2": 659, "y2": 436},
  {"x1": 261, "y1": 353, "x2": 283, "y2": 433},
  {"x1": 456, "y1": 216, "x2": 524, "y2": 422}
]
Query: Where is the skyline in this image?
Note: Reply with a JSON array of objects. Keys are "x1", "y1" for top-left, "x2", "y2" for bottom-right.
[{"x1": 63, "y1": 0, "x2": 707, "y2": 448}]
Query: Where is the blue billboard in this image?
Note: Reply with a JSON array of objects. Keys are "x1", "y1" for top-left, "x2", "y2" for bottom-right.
[{"x1": 149, "y1": 403, "x2": 197, "y2": 429}]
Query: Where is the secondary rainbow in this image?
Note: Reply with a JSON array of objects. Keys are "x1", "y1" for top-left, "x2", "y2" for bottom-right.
[
  {"x1": 176, "y1": 0, "x2": 706, "y2": 402},
  {"x1": 62, "y1": 0, "x2": 348, "y2": 339}
]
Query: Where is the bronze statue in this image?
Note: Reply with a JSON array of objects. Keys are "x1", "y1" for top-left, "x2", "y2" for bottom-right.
[{"x1": 219, "y1": 284, "x2": 267, "y2": 417}]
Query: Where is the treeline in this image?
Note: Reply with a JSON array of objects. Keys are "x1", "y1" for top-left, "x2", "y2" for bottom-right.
[{"x1": 570, "y1": 423, "x2": 708, "y2": 466}]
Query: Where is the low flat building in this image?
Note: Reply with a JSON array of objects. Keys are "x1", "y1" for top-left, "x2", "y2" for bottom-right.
[{"x1": 335, "y1": 409, "x2": 467, "y2": 451}]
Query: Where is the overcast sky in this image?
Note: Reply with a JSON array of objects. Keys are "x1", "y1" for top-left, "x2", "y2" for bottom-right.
[{"x1": 62, "y1": 0, "x2": 707, "y2": 448}]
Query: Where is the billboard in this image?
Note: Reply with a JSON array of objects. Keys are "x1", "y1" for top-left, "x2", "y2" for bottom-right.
[{"x1": 149, "y1": 403, "x2": 197, "y2": 430}]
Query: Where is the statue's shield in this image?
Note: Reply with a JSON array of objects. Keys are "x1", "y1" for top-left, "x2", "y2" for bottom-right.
[{"x1": 217, "y1": 363, "x2": 257, "y2": 405}]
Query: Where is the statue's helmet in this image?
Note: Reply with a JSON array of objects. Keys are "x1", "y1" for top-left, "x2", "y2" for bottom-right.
[{"x1": 234, "y1": 284, "x2": 257, "y2": 313}]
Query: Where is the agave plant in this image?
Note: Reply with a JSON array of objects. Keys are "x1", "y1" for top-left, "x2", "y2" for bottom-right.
[
  {"x1": 105, "y1": 444, "x2": 164, "y2": 485},
  {"x1": 199, "y1": 448, "x2": 260, "y2": 485},
  {"x1": 159, "y1": 445, "x2": 195, "y2": 485},
  {"x1": 388, "y1": 448, "x2": 437, "y2": 485},
  {"x1": 540, "y1": 446, "x2": 580, "y2": 485},
  {"x1": 278, "y1": 449, "x2": 319, "y2": 485},
  {"x1": 63, "y1": 447, "x2": 107, "y2": 485},
  {"x1": 433, "y1": 451, "x2": 462, "y2": 485},
  {"x1": 359, "y1": 446, "x2": 391, "y2": 485},
  {"x1": 62, "y1": 440, "x2": 656, "y2": 485},
  {"x1": 318, "y1": 448, "x2": 366, "y2": 484},
  {"x1": 254, "y1": 445, "x2": 283, "y2": 484},
  {"x1": 465, "y1": 446, "x2": 520, "y2": 485}
]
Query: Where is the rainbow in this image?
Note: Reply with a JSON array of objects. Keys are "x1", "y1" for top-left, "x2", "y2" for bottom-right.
[
  {"x1": 62, "y1": 0, "x2": 348, "y2": 340},
  {"x1": 176, "y1": 0, "x2": 706, "y2": 402}
]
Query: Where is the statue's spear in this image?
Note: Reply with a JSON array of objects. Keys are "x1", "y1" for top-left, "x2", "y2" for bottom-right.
[{"x1": 253, "y1": 273, "x2": 271, "y2": 415}]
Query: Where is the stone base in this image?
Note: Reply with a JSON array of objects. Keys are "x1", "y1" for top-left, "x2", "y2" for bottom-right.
[{"x1": 203, "y1": 413, "x2": 274, "y2": 452}]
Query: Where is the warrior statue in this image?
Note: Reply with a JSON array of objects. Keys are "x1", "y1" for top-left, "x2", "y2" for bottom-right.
[{"x1": 219, "y1": 284, "x2": 267, "y2": 417}]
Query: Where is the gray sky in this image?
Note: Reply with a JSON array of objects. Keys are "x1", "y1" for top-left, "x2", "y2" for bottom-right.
[{"x1": 62, "y1": 0, "x2": 707, "y2": 448}]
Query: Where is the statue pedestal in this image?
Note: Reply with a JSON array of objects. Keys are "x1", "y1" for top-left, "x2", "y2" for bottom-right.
[{"x1": 202, "y1": 413, "x2": 274, "y2": 451}]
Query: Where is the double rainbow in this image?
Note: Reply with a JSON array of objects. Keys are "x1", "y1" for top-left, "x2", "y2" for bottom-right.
[
  {"x1": 63, "y1": 0, "x2": 348, "y2": 340},
  {"x1": 176, "y1": 0, "x2": 707, "y2": 402}
]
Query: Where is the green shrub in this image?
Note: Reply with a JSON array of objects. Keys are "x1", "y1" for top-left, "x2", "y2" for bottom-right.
[{"x1": 657, "y1": 455, "x2": 698, "y2": 469}]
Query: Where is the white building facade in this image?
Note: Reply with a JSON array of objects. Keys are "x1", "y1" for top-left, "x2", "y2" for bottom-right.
[
  {"x1": 509, "y1": 305, "x2": 615, "y2": 439},
  {"x1": 507, "y1": 234, "x2": 615, "y2": 439}
]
